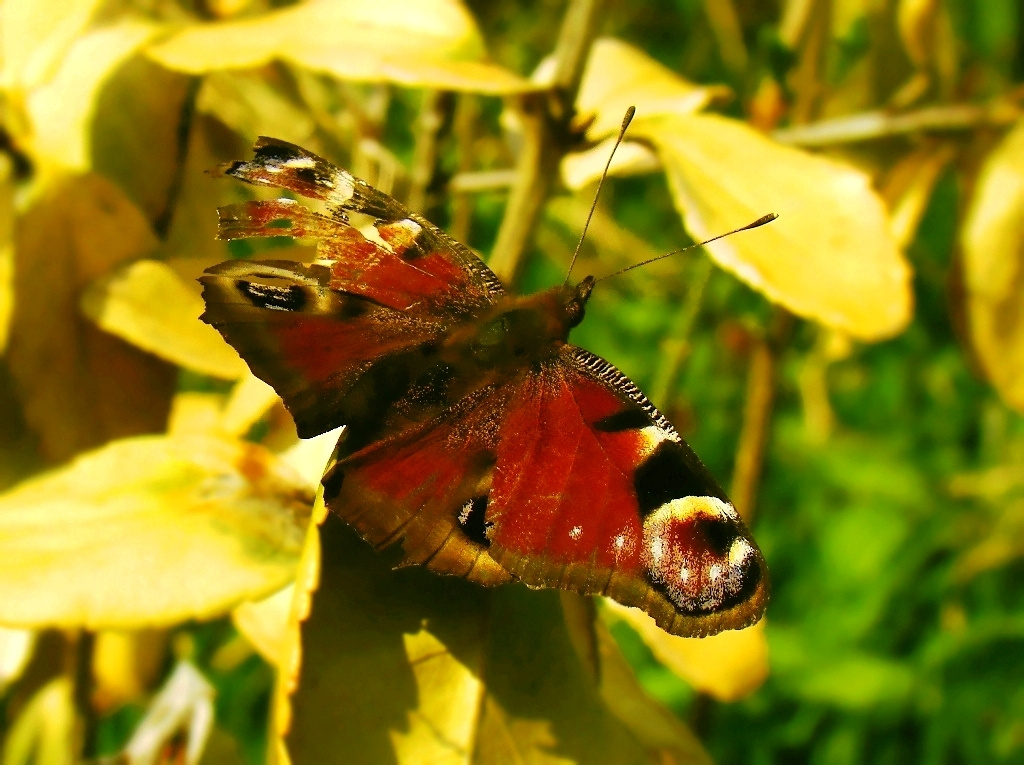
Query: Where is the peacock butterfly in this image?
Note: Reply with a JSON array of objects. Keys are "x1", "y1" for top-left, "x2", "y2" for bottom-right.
[{"x1": 199, "y1": 136, "x2": 770, "y2": 637}]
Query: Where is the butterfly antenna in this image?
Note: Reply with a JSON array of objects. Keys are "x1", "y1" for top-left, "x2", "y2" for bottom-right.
[
  {"x1": 563, "y1": 106, "x2": 636, "y2": 286},
  {"x1": 595, "y1": 213, "x2": 778, "y2": 282}
]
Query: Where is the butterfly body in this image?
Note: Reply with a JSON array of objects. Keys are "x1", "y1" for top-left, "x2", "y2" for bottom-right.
[{"x1": 200, "y1": 138, "x2": 768, "y2": 636}]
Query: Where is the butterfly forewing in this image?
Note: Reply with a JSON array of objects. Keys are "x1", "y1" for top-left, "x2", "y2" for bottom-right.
[
  {"x1": 200, "y1": 138, "x2": 504, "y2": 440},
  {"x1": 218, "y1": 137, "x2": 504, "y2": 317}
]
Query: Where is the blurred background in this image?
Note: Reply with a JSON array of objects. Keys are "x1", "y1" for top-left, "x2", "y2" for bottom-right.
[{"x1": 1, "y1": 0, "x2": 1022, "y2": 763}]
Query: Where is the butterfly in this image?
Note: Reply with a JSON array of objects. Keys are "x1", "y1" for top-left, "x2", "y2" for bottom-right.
[{"x1": 199, "y1": 137, "x2": 769, "y2": 637}]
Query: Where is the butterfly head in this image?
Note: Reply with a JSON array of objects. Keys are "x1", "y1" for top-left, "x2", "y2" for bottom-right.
[{"x1": 565, "y1": 275, "x2": 596, "y2": 329}]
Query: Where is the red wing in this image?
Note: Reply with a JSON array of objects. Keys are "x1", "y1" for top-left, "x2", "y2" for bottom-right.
[
  {"x1": 216, "y1": 137, "x2": 504, "y2": 318},
  {"x1": 199, "y1": 260, "x2": 445, "y2": 439},
  {"x1": 485, "y1": 347, "x2": 769, "y2": 637},
  {"x1": 202, "y1": 138, "x2": 507, "y2": 439},
  {"x1": 318, "y1": 343, "x2": 767, "y2": 637},
  {"x1": 320, "y1": 383, "x2": 513, "y2": 588}
]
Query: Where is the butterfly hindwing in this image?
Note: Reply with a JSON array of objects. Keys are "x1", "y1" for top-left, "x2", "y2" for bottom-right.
[
  {"x1": 321, "y1": 381, "x2": 513, "y2": 587},
  {"x1": 484, "y1": 347, "x2": 768, "y2": 637},
  {"x1": 316, "y1": 343, "x2": 767, "y2": 637}
]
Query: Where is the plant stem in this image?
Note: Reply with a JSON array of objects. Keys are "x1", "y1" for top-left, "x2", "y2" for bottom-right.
[
  {"x1": 407, "y1": 91, "x2": 453, "y2": 213},
  {"x1": 71, "y1": 629, "x2": 97, "y2": 760},
  {"x1": 486, "y1": 0, "x2": 604, "y2": 287},
  {"x1": 649, "y1": 255, "x2": 712, "y2": 409},
  {"x1": 450, "y1": 95, "x2": 481, "y2": 244},
  {"x1": 772, "y1": 100, "x2": 1022, "y2": 147},
  {"x1": 730, "y1": 309, "x2": 791, "y2": 522}
]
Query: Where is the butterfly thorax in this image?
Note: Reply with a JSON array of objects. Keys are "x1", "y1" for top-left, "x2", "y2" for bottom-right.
[{"x1": 439, "y1": 276, "x2": 595, "y2": 372}]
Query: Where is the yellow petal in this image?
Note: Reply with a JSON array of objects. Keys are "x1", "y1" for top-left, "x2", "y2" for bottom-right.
[
  {"x1": 595, "y1": 621, "x2": 712, "y2": 763},
  {"x1": 160, "y1": 126, "x2": 252, "y2": 268},
  {"x1": 82, "y1": 259, "x2": 248, "y2": 380},
  {"x1": 276, "y1": 513, "x2": 696, "y2": 763},
  {"x1": 278, "y1": 427, "x2": 343, "y2": 488},
  {"x1": 92, "y1": 629, "x2": 168, "y2": 710},
  {"x1": 390, "y1": 628, "x2": 486, "y2": 763},
  {"x1": 637, "y1": 113, "x2": 913, "y2": 340},
  {"x1": 271, "y1": 491, "x2": 326, "y2": 753},
  {"x1": 168, "y1": 392, "x2": 228, "y2": 436},
  {"x1": 148, "y1": 0, "x2": 531, "y2": 94},
  {"x1": 960, "y1": 120, "x2": 1024, "y2": 412},
  {"x1": 90, "y1": 55, "x2": 196, "y2": 223},
  {"x1": 0, "y1": 627, "x2": 35, "y2": 693},
  {"x1": 0, "y1": 434, "x2": 311, "y2": 628},
  {"x1": 220, "y1": 373, "x2": 281, "y2": 438},
  {"x1": 197, "y1": 71, "x2": 318, "y2": 146},
  {"x1": 561, "y1": 139, "x2": 660, "y2": 190},
  {"x1": 606, "y1": 601, "x2": 769, "y2": 702},
  {"x1": 0, "y1": 242, "x2": 10, "y2": 354}
]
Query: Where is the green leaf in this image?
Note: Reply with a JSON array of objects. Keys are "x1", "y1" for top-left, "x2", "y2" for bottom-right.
[
  {"x1": 147, "y1": 0, "x2": 533, "y2": 95},
  {"x1": 636, "y1": 113, "x2": 914, "y2": 341},
  {"x1": 0, "y1": 434, "x2": 311, "y2": 628},
  {"x1": 82, "y1": 259, "x2": 249, "y2": 380},
  {"x1": 961, "y1": 120, "x2": 1024, "y2": 412}
]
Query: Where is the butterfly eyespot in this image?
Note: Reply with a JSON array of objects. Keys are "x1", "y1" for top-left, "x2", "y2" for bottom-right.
[
  {"x1": 457, "y1": 496, "x2": 492, "y2": 547},
  {"x1": 634, "y1": 442, "x2": 701, "y2": 516},
  {"x1": 236, "y1": 280, "x2": 307, "y2": 312},
  {"x1": 641, "y1": 496, "x2": 761, "y2": 614}
]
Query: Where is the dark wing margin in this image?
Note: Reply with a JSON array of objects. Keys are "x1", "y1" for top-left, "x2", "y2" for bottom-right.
[{"x1": 483, "y1": 346, "x2": 769, "y2": 638}]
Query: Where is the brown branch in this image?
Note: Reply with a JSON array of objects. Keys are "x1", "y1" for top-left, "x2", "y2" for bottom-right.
[
  {"x1": 407, "y1": 91, "x2": 453, "y2": 213},
  {"x1": 772, "y1": 100, "x2": 1022, "y2": 147},
  {"x1": 449, "y1": 168, "x2": 518, "y2": 194},
  {"x1": 450, "y1": 95, "x2": 481, "y2": 244},
  {"x1": 71, "y1": 629, "x2": 97, "y2": 760},
  {"x1": 649, "y1": 255, "x2": 712, "y2": 408},
  {"x1": 486, "y1": 0, "x2": 604, "y2": 286},
  {"x1": 701, "y1": 0, "x2": 748, "y2": 74},
  {"x1": 788, "y1": 0, "x2": 831, "y2": 125},
  {"x1": 730, "y1": 309, "x2": 792, "y2": 522}
]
